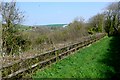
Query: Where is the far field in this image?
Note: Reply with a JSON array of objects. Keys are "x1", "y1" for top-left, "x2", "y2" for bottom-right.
[{"x1": 32, "y1": 36, "x2": 120, "y2": 79}]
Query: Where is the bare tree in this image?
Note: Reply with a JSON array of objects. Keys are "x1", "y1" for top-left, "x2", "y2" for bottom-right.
[
  {"x1": 67, "y1": 17, "x2": 87, "y2": 39},
  {"x1": 1, "y1": 2, "x2": 24, "y2": 25}
]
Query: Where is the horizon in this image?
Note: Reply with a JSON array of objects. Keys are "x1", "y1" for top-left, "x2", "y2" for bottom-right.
[{"x1": 17, "y1": 2, "x2": 110, "y2": 26}]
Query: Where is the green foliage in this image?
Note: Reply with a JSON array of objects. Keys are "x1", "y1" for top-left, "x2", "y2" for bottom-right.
[
  {"x1": 1, "y1": 2, "x2": 31, "y2": 56},
  {"x1": 2, "y1": 24, "x2": 31, "y2": 55},
  {"x1": 118, "y1": 27, "x2": 120, "y2": 34},
  {"x1": 104, "y1": 2, "x2": 120, "y2": 36},
  {"x1": 35, "y1": 35, "x2": 48, "y2": 44},
  {"x1": 88, "y1": 28, "x2": 94, "y2": 35},
  {"x1": 88, "y1": 13, "x2": 104, "y2": 33}
]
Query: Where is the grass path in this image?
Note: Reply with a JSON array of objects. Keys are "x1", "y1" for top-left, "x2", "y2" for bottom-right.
[{"x1": 32, "y1": 36, "x2": 120, "y2": 78}]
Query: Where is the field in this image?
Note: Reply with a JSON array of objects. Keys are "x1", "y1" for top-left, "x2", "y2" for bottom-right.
[
  {"x1": 1, "y1": 2, "x2": 120, "y2": 79},
  {"x1": 32, "y1": 36, "x2": 120, "y2": 79},
  {"x1": 43, "y1": 24, "x2": 67, "y2": 27}
]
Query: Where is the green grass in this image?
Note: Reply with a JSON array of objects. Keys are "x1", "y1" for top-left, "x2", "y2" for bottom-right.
[{"x1": 32, "y1": 36, "x2": 120, "y2": 79}]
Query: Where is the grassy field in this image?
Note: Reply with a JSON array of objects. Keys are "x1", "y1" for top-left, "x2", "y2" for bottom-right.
[{"x1": 32, "y1": 36, "x2": 120, "y2": 79}]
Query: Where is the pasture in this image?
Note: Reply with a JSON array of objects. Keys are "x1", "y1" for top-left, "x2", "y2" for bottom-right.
[{"x1": 33, "y1": 36, "x2": 120, "y2": 79}]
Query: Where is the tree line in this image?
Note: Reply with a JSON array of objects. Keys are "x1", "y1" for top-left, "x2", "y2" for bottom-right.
[{"x1": 0, "y1": 1, "x2": 120, "y2": 57}]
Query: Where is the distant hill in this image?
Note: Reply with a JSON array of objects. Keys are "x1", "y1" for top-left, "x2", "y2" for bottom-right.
[
  {"x1": 32, "y1": 24, "x2": 68, "y2": 28},
  {"x1": 45, "y1": 24, "x2": 67, "y2": 27}
]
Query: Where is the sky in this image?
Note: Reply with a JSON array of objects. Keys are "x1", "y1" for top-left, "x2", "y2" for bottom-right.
[{"x1": 17, "y1": 2, "x2": 110, "y2": 26}]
